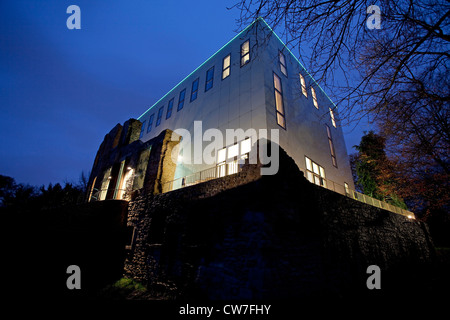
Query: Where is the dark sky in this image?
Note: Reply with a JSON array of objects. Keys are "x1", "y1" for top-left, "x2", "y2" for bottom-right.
[{"x1": 0, "y1": 0, "x2": 371, "y2": 187}]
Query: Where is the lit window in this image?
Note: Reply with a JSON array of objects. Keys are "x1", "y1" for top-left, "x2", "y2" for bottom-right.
[
  {"x1": 217, "y1": 148, "x2": 226, "y2": 178},
  {"x1": 344, "y1": 182, "x2": 350, "y2": 195},
  {"x1": 326, "y1": 124, "x2": 337, "y2": 167},
  {"x1": 156, "y1": 106, "x2": 164, "y2": 127},
  {"x1": 166, "y1": 98, "x2": 174, "y2": 119},
  {"x1": 299, "y1": 74, "x2": 307, "y2": 97},
  {"x1": 329, "y1": 107, "x2": 337, "y2": 127},
  {"x1": 273, "y1": 73, "x2": 286, "y2": 129},
  {"x1": 311, "y1": 87, "x2": 318, "y2": 109},
  {"x1": 241, "y1": 40, "x2": 250, "y2": 66},
  {"x1": 139, "y1": 120, "x2": 146, "y2": 139},
  {"x1": 217, "y1": 148, "x2": 226, "y2": 163},
  {"x1": 240, "y1": 138, "x2": 251, "y2": 155},
  {"x1": 190, "y1": 78, "x2": 199, "y2": 102},
  {"x1": 205, "y1": 67, "x2": 214, "y2": 91},
  {"x1": 222, "y1": 54, "x2": 230, "y2": 79},
  {"x1": 305, "y1": 156, "x2": 326, "y2": 187},
  {"x1": 279, "y1": 51, "x2": 287, "y2": 76},
  {"x1": 147, "y1": 114, "x2": 154, "y2": 133},
  {"x1": 227, "y1": 143, "x2": 239, "y2": 159},
  {"x1": 177, "y1": 89, "x2": 186, "y2": 111}
]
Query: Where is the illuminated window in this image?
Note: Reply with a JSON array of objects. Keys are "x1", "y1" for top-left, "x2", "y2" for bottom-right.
[
  {"x1": 299, "y1": 73, "x2": 307, "y2": 97},
  {"x1": 329, "y1": 107, "x2": 337, "y2": 127},
  {"x1": 222, "y1": 54, "x2": 230, "y2": 79},
  {"x1": 279, "y1": 51, "x2": 287, "y2": 76},
  {"x1": 205, "y1": 66, "x2": 214, "y2": 91},
  {"x1": 217, "y1": 148, "x2": 226, "y2": 177},
  {"x1": 273, "y1": 72, "x2": 286, "y2": 129},
  {"x1": 344, "y1": 182, "x2": 350, "y2": 195},
  {"x1": 217, "y1": 148, "x2": 226, "y2": 163},
  {"x1": 190, "y1": 78, "x2": 199, "y2": 102},
  {"x1": 147, "y1": 114, "x2": 155, "y2": 133},
  {"x1": 177, "y1": 89, "x2": 186, "y2": 111},
  {"x1": 311, "y1": 87, "x2": 318, "y2": 109},
  {"x1": 139, "y1": 120, "x2": 146, "y2": 138},
  {"x1": 227, "y1": 143, "x2": 239, "y2": 159},
  {"x1": 305, "y1": 156, "x2": 326, "y2": 187},
  {"x1": 240, "y1": 138, "x2": 251, "y2": 155},
  {"x1": 241, "y1": 40, "x2": 250, "y2": 66},
  {"x1": 326, "y1": 124, "x2": 337, "y2": 167},
  {"x1": 166, "y1": 98, "x2": 174, "y2": 119},
  {"x1": 156, "y1": 106, "x2": 164, "y2": 127}
]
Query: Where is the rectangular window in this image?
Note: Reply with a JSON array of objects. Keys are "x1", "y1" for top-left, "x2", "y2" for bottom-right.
[
  {"x1": 222, "y1": 54, "x2": 231, "y2": 79},
  {"x1": 177, "y1": 89, "x2": 186, "y2": 111},
  {"x1": 147, "y1": 114, "x2": 154, "y2": 133},
  {"x1": 240, "y1": 138, "x2": 251, "y2": 155},
  {"x1": 241, "y1": 40, "x2": 250, "y2": 66},
  {"x1": 344, "y1": 182, "x2": 350, "y2": 195},
  {"x1": 156, "y1": 106, "x2": 164, "y2": 127},
  {"x1": 311, "y1": 87, "x2": 319, "y2": 109},
  {"x1": 227, "y1": 144, "x2": 239, "y2": 159},
  {"x1": 299, "y1": 73, "x2": 307, "y2": 97},
  {"x1": 279, "y1": 51, "x2": 287, "y2": 76},
  {"x1": 139, "y1": 120, "x2": 146, "y2": 139},
  {"x1": 273, "y1": 72, "x2": 286, "y2": 129},
  {"x1": 305, "y1": 156, "x2": 326, "y2": 187},
  {"x1": 217, "y1": 148, "x2": 226, "y2": 178},
  {"x1": 326, "y1": 124, "x2": 337, "y2": 167},
  {"x1": 166, "y1": 98, "x2": 174, "y2": 119},
  {"x1": 205, "y1": 67, "x2": 214, "y2": 91},
  {"x1": 190, "y1": 78, "x2": 199, "y2": 102},
  {"x1": 329, "y1": 107, "x2": 337, "y2": 127}
]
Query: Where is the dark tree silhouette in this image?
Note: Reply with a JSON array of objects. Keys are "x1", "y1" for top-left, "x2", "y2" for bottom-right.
[{"x1": 232, "y1": 0, "x2": 449, "y2": 216}]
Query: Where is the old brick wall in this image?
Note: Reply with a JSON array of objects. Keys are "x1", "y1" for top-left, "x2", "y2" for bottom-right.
[{"x1": 122, "y1": 148, "x2": 435, "y2": 300}]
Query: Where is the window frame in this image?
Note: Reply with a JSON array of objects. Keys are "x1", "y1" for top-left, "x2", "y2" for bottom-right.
[
  {"x1": 139, "y1": 120, "x2": 146, "y2": 139},
  {"x1": 147, "y1": 114, "x2": 155, "y2": 133},
  {"x1": 326, "y1": 124, "x2": 338, "y2": 168},
  {"x1": 222, "y1": 54, "x2": 231, "y2": 80},
  {"x1": 205, "y1": 66, "x2": 214, "y2": 92},
  {"x1": 240, "y1": 40, "x2": 250, "y2": 67},
  {"x1": 279, "y1": 50, "x2": 287, "y2": 76},
  {"x1": 177, "y1": 89, "x2": 186, "y2": 112},
  {"x1": 156, "y1": 106, "x2": 164, "y2": 127},
  {"x1": 329, "y1": 107, "x2": 337, "y2": 127},
  {"x1": 305, "y1": 156, "x2": 327, "y2": 187},
  {"x1": 311, "y1": 86, "x2": 319, "y2": 109},
  {"x1": 273, "y1": 72, "x2": 286, "y2": 130},
  {"x1": 190, "y1": 78, "x2": 199, "y2": 102},
  {"x1": 166, "y1": 98, "x2": 174, "y2": 119},
  {"x1": 299, "y1": 73, "x2": 308, "y2": 97}
]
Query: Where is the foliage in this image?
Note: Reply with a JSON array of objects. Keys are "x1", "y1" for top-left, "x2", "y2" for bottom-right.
[
  {"x1": 352, "y1": 131, "x2": 407, "y2": 209},
  {"x1": 0, "y1": 172, "x2": 89, "y2": 213}
]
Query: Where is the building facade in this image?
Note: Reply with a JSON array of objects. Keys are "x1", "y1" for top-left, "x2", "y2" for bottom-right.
[
  {"x1": 136, "y1": 18, "x2": 354, "y2": 190},
  {"x1": 88, "y1": 18, "x2": 355, "y2": 201}
]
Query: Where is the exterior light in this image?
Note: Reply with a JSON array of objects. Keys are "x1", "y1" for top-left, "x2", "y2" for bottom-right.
[
  {"x1": 127, "y1": 166, "x2": 132, "y2": 171},
  {"x1": 108, "y1": 176, "x2": 112, "y2": 180},
  {"x1": 407, "y1": 215, "x2": 414, "y2": 220}
]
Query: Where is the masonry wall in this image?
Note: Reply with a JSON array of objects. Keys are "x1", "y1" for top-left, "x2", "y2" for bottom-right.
[{"x1": 122, "y1": 147, "x2": 435, "y2": 299}]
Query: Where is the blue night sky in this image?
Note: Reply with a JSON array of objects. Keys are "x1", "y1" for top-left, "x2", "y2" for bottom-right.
[{"x1": 0, "y1": 0, "x2": 370, "y2": 187}]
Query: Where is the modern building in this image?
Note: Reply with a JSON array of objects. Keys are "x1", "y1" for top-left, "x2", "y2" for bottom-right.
[
  {"x1": 136, "y1": 18, "x2": 353, "y2": 190},
  {"x1": 87, "y1": 18, "x2": 356, "y2": 202}
]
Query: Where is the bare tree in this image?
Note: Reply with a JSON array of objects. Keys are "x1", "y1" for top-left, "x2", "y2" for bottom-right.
[{"x1": 231, "y1": 0, "x2": 449, "y2": 215}]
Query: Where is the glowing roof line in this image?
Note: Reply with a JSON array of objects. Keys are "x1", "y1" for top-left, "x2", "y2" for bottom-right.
[{"x1": 137, "y1": 19, "x2": 258, "y2": 120}]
